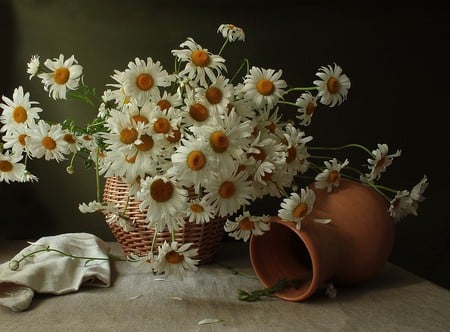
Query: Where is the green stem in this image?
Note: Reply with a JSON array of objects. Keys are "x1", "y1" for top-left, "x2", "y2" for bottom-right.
[
  {"x1": 284, "y1": 86, "x2": 318, "y2": 95},
  {"x1": 308, "y1": 144, "x2": 374, "y2": 157},
  {"x1": 230, "y1": 58, "x2": 249, "y2": 83},
  {"x1": 9, "y1": 245, "x2": 126, "y2": 271},
  {"x1": 237, "y1": 275, "x2": 311, "y2": 302},
  {"x1": 218, "y1": 39, "x2": 229, "y2": 56}
]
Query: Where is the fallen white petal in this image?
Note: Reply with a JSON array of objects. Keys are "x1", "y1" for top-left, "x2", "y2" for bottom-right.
[
  {"x1": 128, "y1": 295, "x2": 142, "y2": 301},
  {"x1": 314, "y1": 218, "x2": 332, "y2": 224},
  {"x1": 198, "y1": 318, "x2": 223, "y2": 325},
  {"x1": 154, "y1": 278, "x2": 170, "y2": 282},
  {"x1": 169, "y1": 296, "x2": 183, "y2": 301}
]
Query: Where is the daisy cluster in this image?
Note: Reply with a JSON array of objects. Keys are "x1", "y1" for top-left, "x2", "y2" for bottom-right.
[{"x1": 0, "y1": 23, "x2": 428, "y2": 279}]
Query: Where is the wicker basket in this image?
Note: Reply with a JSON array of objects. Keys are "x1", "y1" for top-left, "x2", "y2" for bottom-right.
[{"x1": 102, "y1": 176, "x2": 226, "y2": 264}]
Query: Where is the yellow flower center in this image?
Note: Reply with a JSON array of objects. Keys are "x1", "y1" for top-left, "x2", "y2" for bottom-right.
[
  {"x1": 239, "y1": 217, "x2": 254, "y2": 230},
  {"x1": 190, "y1": 203, "x2": 204, "y2": 213},
  {"x1": 132, "y1": 114, "x2": 149, "y2": 124},
  {"x1": 326, "y1": 76, "x2": 340, "y2": 94},
  {"x1": 218, "y1": 181, "x2": 236, "y2": 199},
  {"x1": 256, "y1": 79, "x2": 275, "y2": 96},
  {"x1": 205, "y1": 87, "x2": 223, "y2": 105},
  {"x1": 293, "y1": 203, "x2": 308, "y2": 219},
  {"x1": 0, "y1": 160, "x2": 13, "y2": 172},
  {"x1": 153, "y1": 118, "x2": 171, "y2": 134},
  {"x1": 167, "y1": 128, "x2": 181, "y2": 143},
  {"x1": 13, "y1": 106, "x2": 27, "y2": 123},
  {"x1": 136, "y1": 134, "x2": 153, "y2": 151},
  {"x1": 189, "y1": 103, "x2": 208, "y2": 122},
  {"x1": 125, "y1": 153, "x2": 137, "y2": 164},
  {"x1": 191, "y1": 50, "x2": 210, "y2": 67},
  {"x1": 157, "y1": 99, "x2": 171, "y2": 111},
  {"x1": 54, "y1": 67, "x2": 70, "y2": 85},
  {"x1": 136, "y1": 73, "x2": 153, "y2": 91},
  {"x1": 165, "y1": 250, "x2": 184, "y2": 264},
  {"x1": 42, "y1": 136, "x2": 56, "y2": 150},
  {"x1": 327, "y1": 170, "x2": 340, "y2": 183},
  {"x1": 150, "y1": 178, "x2": 173, "y2": 202},
  {"x1": 18, "y1": 134, "x2": 27, "y2": 146},
  {"x1": 249, "y1": 147, "x2": 266, "y2": 162},
  {"x1": 120, "y1": 128, "x2": 138, "y2": 144},
  {"x1": 210, "y1": 131, "x2": 228, "y2": 153},
  {"x1": 265, "y1": 121, "x2": 276, "y2": 134},
  {"x1": 306, "y1": 102, "x2": 316, "y2": 116},
  {"x1": 187, "y1": 150, "x2": 206, "y2": 170},
  {"x1": 63, "y1": 133, "x2": 76, "y2": 144},
  {"x1": 286, "y1": 146, "x2": 297, "y2": 163}
]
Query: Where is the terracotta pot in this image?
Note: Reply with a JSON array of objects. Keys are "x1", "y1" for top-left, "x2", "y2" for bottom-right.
[{"x1": 249, "y1": 179, "x2": 395, "y2": 301}]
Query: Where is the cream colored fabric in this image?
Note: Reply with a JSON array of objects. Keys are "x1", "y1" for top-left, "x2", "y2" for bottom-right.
[{"x1": 0, "y1": 233, "x2": 111, "y2": 312}]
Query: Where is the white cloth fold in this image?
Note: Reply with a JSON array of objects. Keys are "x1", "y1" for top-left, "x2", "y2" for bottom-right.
[{"x1": 0, "y1": 233, "x2": 111, "y2": 312}]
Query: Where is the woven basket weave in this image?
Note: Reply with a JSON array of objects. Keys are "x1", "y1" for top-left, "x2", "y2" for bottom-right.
[{"x1": 102, "y1": 176, "x2": 226, "y2": 264}]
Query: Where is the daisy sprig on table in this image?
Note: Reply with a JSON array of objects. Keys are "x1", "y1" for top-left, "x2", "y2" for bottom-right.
[{"x1": 0, "y1": 23, "x2": 428, "y2": 280}]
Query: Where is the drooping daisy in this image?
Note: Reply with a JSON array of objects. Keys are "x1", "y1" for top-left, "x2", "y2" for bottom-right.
[
  {"x1": 0, "y1": 150, "x2": 27, "y2": 183},
  {"x1": 388, "y1": 190, "x2": 415, "y2": 222},
  {"x1": 242, "y1": 66, "x2": 287, "y2": 110},
  {"x1": 409, "y1": 175, "x2": 428, "y2": 209},
  {"x1": 122, "y1": 57, "x2": 172, "y2": 106},
  {"x1": 224, "y1": 211, "x2": 270, "y2": 242},
  {"x1": 280, "y1": 123, "x2": 312, "y2": 175},
  {"x1": 315, "y1": 158, "x2": 349, "y2": 192},
  {"x1": 26, "y1": 55, "x2": 41, "y2": 79},
  {"x1": 203, "y1": 167, "x2": 253, "y2": 217},
  {"x1": 0, "y1": 86, "x2": 43, "y2": 131},
  {"x1": 153, "y1": 241, "x2": 199, "y2": 280},
  {"x1": 295, "y1": 91, "x2": 318, "y2": 126},
  {"x1": 313, "y1": 63, "x2": 351, "y2": 107},
  {"x1": 217, "y1": 24, "x2": 245, "y2": 42},
  {"x1": 365, "y1": 143, "x2": 401, "y2": 181},
  {"x1": 137, "y1": 175, "x2": 188, "y2": 233},
  {"x1": 278, "y1": 187, "x2": 316, "y2": 230},
  {"x1": 39, "y1": 54, "x2": 83, "y2": 99},
  {"x1": 26, "y1": 120, "x2": 70, "y2": 161},
  {"x1": 172, "y1": 38, "x2": 227, "y2": 88}
]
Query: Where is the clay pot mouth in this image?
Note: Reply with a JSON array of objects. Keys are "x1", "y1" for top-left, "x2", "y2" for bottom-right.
[{"x1": 249, "y1": 219, "x2": 319, "y2": 301}]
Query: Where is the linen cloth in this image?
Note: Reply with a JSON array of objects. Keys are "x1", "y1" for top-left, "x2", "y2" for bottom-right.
[{"x1": 0, "y1": 233, "x2": 111, "y2": 311}]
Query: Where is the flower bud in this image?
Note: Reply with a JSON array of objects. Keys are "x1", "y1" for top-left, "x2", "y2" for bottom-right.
[{"x1": 8, "y1": 260, "x2": 20, "y2": 271}]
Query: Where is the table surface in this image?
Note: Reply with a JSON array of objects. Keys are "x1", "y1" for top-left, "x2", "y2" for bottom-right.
[{"x1": 1, "y1": 239, "x2": 449, "y2": 332}]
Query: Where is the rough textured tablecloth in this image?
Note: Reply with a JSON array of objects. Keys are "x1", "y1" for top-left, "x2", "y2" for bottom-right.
[{"x1": 1, "y1": 239, "x2": 449, "y2": 332}]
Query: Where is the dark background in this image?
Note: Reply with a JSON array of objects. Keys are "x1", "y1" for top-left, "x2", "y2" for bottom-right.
[{"x1": 1, "y1": 0, "x2": 448, "y2": 289}]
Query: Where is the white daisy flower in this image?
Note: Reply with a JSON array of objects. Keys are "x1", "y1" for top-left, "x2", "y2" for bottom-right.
[
  {"x1": 224, "y1": 211, "x2": 270, "y2": 242},
  {"x1": 186, "y1": 197, "x2": 216, "y2": 224},
  {"x1": 39, "y1": 54, "x2": 83, "y2": 100},
  {"x1": 0, "y1": 86, "x2": 43, "y2": 131},
  {"x1": 168, "y1": 137, "x2": 216, "y2": 189},
  {"x1": 0, "y1": 150, "x2": 27, "y2": 183},
  {"x1": 26, "y1": 55, "x2": 41, "y2": 79},
  {"x1": 217, "y1": 24, "x2": 245, "y2": 42},
  {"x1": 1, "y1": 126, "x2": 33, "y2": 156},
  {"x1": 242, "y1": 66, "x2": 287, "y2": 110},
  {"x1": 122, "y1": 57, "x2": 172, "y2": 106},
  {"x1": 172, "y1": 38, "x2": 227, "y2": 88},
  {"x1": 280, "y1": 123, "x2": 312, "y2": 175},
  {"x1": 137, "y1": 175, "x2": 188, "y2": 233},
  {"x1": 388, "y1": 190, "x2": 415, "y2": 222},
  {"x1": 195, "y1": 75, "x2": 233, "y2": 113},
  {"x1": 313, "y1": 63, "x2": 351, "y2": 107},
  {"x1": 203, "y1": 167, "x2": 253, "y2": 217},
  {"x1": 365, "y1": 143, "x2": 401, "y2": 181},
  {"x1": 315, "y1": 158, "x2": 349, "y2": 192},
  {"x1": 153, "y1": 241, "x2": 199, "y2": 280},
  {"x1": 27, "y1": 120, "x2": 70, "y2": 161},
  {"x1": 278, "y1": 187, "x2": 316, "y2": 230},
  {"x1": 295, "y1": 91, "x2": 318, "y2": 126}
]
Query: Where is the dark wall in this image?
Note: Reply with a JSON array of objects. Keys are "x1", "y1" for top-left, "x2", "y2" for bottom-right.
[{"x1": 1, "y1": 0, "x2": 448, "y2": 289}]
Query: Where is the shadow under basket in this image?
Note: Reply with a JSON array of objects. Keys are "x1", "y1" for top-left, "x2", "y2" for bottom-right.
[{"x1": 102, "y1": 176, "x2": 227, "y2": 264}]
